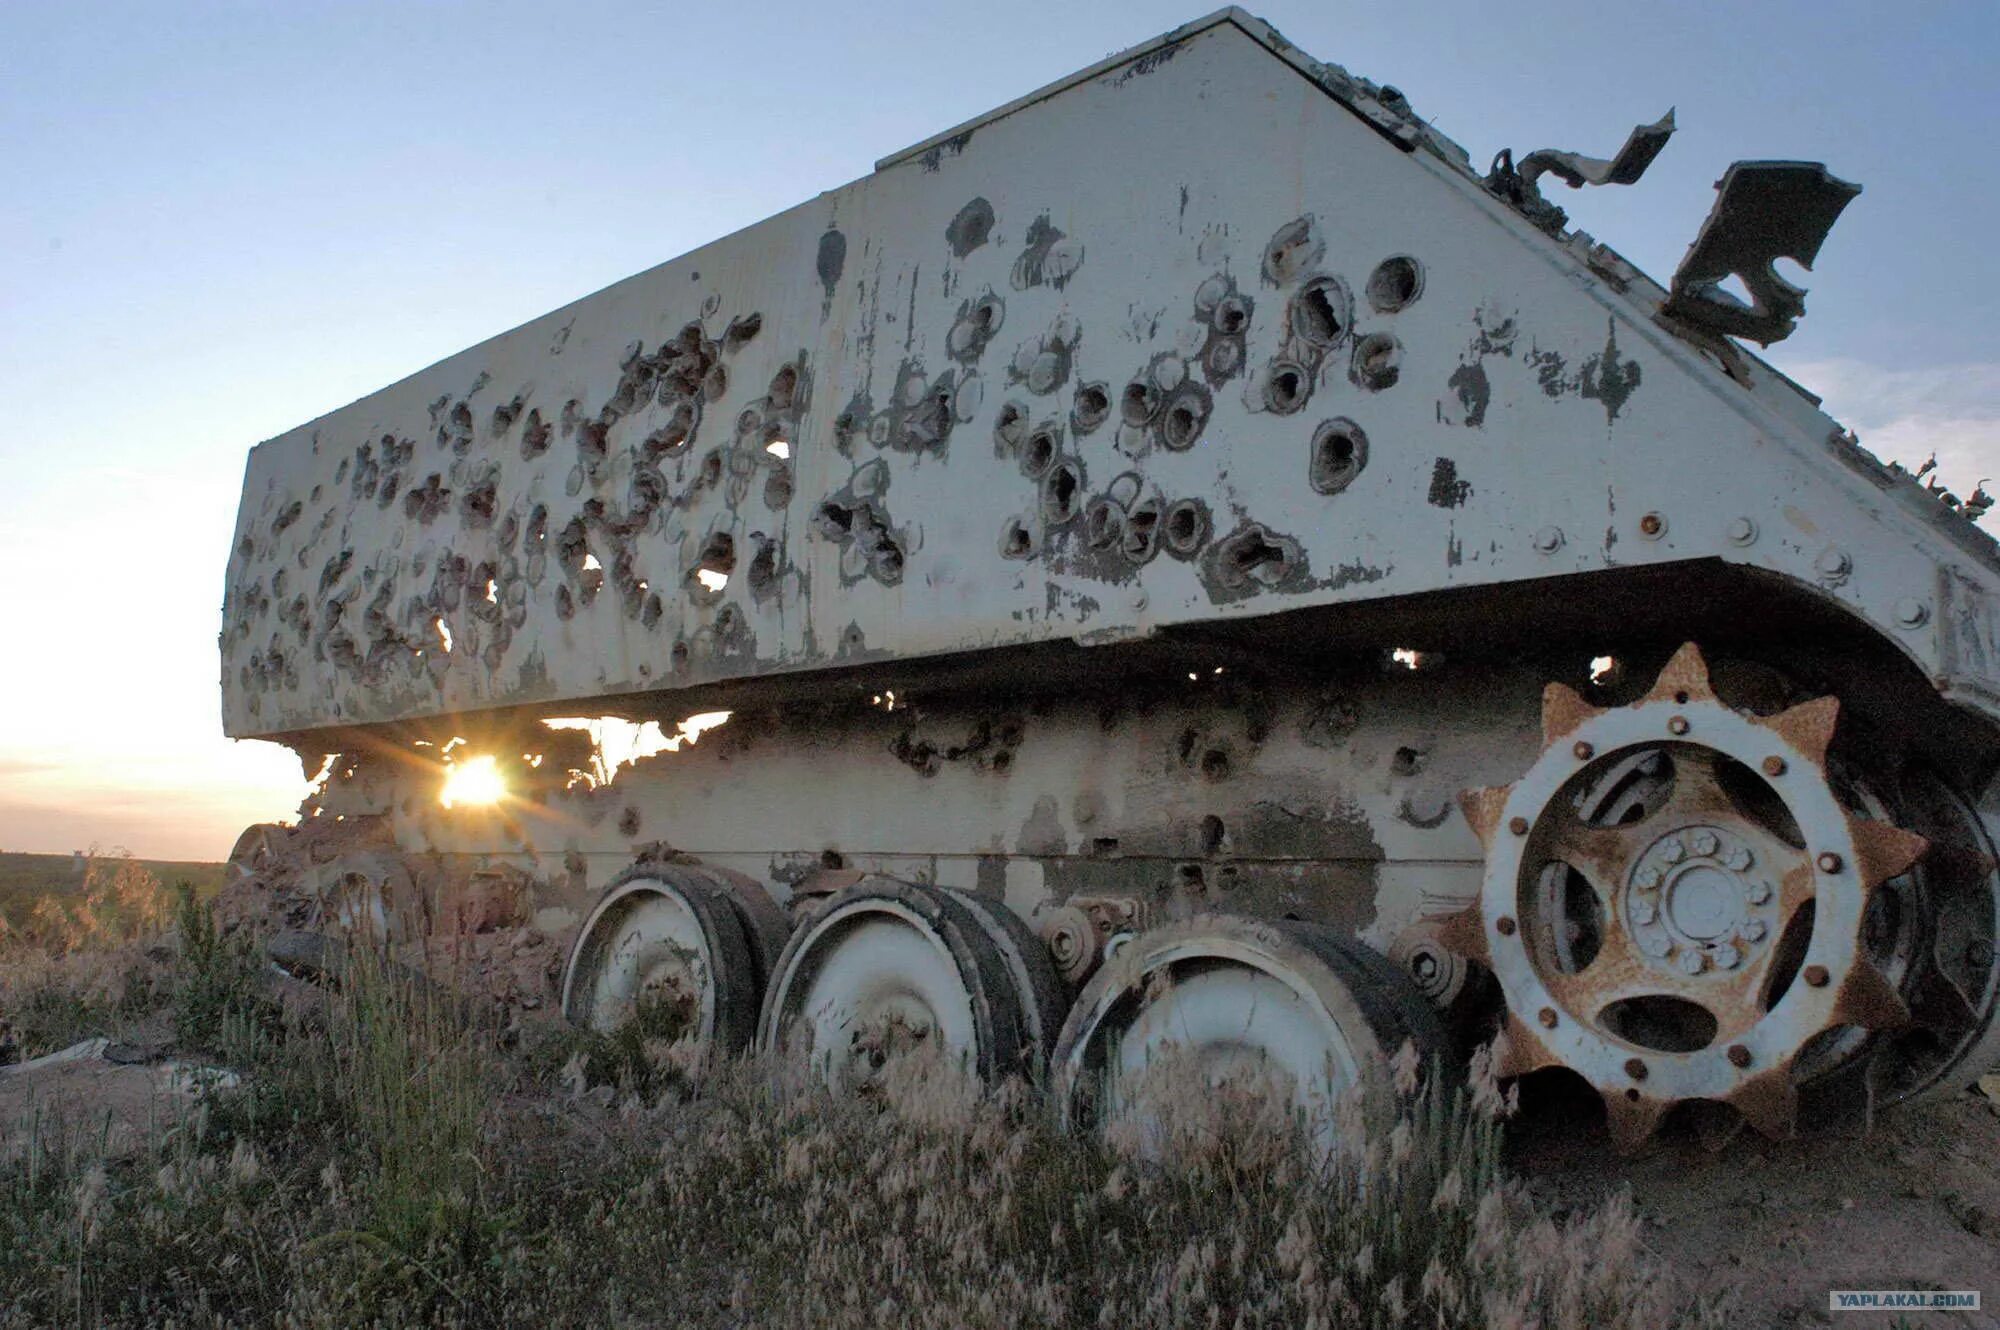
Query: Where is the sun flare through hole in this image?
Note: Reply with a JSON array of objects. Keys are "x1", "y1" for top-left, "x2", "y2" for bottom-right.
[{"x1": 439, "y1": 754, "x2": 506, "y2": 808}]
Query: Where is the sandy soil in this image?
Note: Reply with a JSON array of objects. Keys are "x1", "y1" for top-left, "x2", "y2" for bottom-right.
[{"x1": 1514, "y1": 1077, "x2": 2000, "y2": 1328}]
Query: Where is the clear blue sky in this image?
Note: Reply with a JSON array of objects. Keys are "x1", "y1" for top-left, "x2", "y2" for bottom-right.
[{"x1": 3, "y1": 0, "x2": 1997, "y2": 859}]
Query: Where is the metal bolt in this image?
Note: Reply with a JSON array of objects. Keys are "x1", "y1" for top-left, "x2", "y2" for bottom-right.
[
  {"x1": 1745, "y1": 880, "x2": 1771, "y2": 906},
  {"x1": 1727, "y1": 1044, "x2": 1752, "y2": 1068},
  {"x1": 1817, "y1": 852, "x2": 1843, "y2": 874},
  {"x1": 1712, "y1": 942, "x2": 1741, "y2": 970},
  {"x1": 1691, "y1": 830, "x2": 1718, "y2": 857},
  {"x1": 1894, "y1": 596, "x2": 1930, "y2": 629},
  {"x1": 1509, "y1": 816, "x2": 1530, "y2": 836},
  {"x1": 1497, "y1": 915, "x2": 1517, "y2": 936},
  {"x1": 1639, "y1": 933, "x2": 1672, "y2": 958},
  {"x1": 1725, "y1": 516, "x2": 1758, "y2": 546},
  {"x1": 1763, "y1": 756, "x2": 1787, "y2": 777},
  {"x1": 1816, "y1": 547, "x2": 1852, "y2": 583},
  {"x1": 1573, "y1": 740, "x2": 1595, "y2": 760},
  {"x1": 1725, "y1": 847, "x2": 1753, "y2": 871},
  {"x1": 1631, "y1": 899, "x2": 1657, "y2": 925},
  {"x1": 1639, "y1": 513, "x2": 1666, "y2": 539},
  {"x1": 1803, "y1": 963, "x2": 1830, "y2": 987},
  {"x1": 1742, "y1": 919, "x2": 1767, "y2": 942},
  {"x1": 1678, "y1": 949, "x2": 1708, "y2": 975},
  {"x1": 1625, "y1": 1057, "x2": 1649, "y2": 1081},
  {"x1": 1635, "y1": 866, "x2": 1662, "y2": 890},
  {"x1": 1660, "y1": 838, "x2": 1686, "y2": 864},
  {"x1": 1668, "y1": 715, "x2": 1690, "y2": 736},
  {"x1": 1538, "y1": 1007, "x2": 1558, "y2": 1028},
  {"x1": 1533, "y1": 526, "x2": 1565, "y2": 554}
]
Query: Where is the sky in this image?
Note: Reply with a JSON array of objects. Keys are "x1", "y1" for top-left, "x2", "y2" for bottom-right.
[{"x1": 2, "y1": 0, "x2": 1997, "y2": 861}]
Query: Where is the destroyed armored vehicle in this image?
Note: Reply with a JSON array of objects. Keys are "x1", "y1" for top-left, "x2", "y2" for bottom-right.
[{"x1": 222, "y1": 9, "x2": 2000, "y2": 1150}]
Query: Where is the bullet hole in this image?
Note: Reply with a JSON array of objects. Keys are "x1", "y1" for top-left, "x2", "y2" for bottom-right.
[
  {"x1": 735, "y1": 407, "x2": 764, "y2": 441},
  {"x1": 747, "y1": 539, "x2": 780, "y2": 598},
  {"x1": 459, "y1": 478, "x2": 497, "y2": 528},
  {"x1": 1020, "y1": 424, "x2": 1060, "y2": 479},
  {"x1": 309, "y1": 484, "x2": 322, "y2": 504},
  {"x1": 870, "y1": 537, "x2": 905, "y2": 585},
  {"x1": 641, "y1": 592, "x2": 663, "y2": 627},
  {"x1": 1201, "y1": 749, "x2": 1232, "y2": 781},
  {"x1": 1351, "y1": 333, "x2": 1402, "y2": 391},
  {"x1": 1122, "y1": 496, "x2": 1162, "y2": 564},
  {"x1": 1262, "y1": 216, "x2": 1324, "y2": 287},
  {"x1": 946, "y1": 196, "x2": 995, "y2": 257},
  {"x1": 1071, "y1": 382, "x2": 1111, "y2": 434},
  {"x1": 618, "y1": 807, "x2": 641, "y2": 838},
  {"x1": 688, "y1": 532, "x2": 736, "y2": 600},
  {"x1": 703, "y1": 363, "x2": 729, "y2": 403},
  {"x1": 1092, "y1": 836, "x2": 1121, "y2": 857},
  {"x1": 1159, "y1": 386, "x2": 1211, "y2": 451},
  {"x1": 645, "y1": 400, "x2": 698, "y2": 458},
  {"x1": 317, "y1": 549, "x2": 352, "y2": 594},
  {"x1": 1264, "y1": 361, "x2": 1310, "y2": 414},
  {"x1": 236, "y1": 535, "x2": 253, "y2": 560},
  {"x1": 763, "y1": 462, "x2": 794, "y2": 509},
  {"x1": 556, "y1": 517, "x2": 590, "y2": 573},
  {"x1": 403, "y1": 474, "x2": 451, "y2": 524},
  {"x1": 1391, "y1": 746, "x2": 1425, "y2": 777},
  {"x1": 273, "y1": 500, "x2": 303, "y2": 534},
  {"x1": 491, "y1": 396, "x2": 524, "y2": 433},
  {"x1": 1083, "y1": 496, "x2": 1124, "y2": 550},
  {"x1": 1122, "y1": 379, "x2": 1161, "y2": 426},
  {"x1": 377, "y1": 472, "x2": 401, "y2": 508},
  {"x1": 1200, "y1": 815, "x2": 1226, "y2": 854},
  {"x1": 1216, "y1": 524, "x2": 1301, "y2": 589},
  {"x1": 815, "y1": 500, "x2": 855, "y2": 541},
  {"x1": 1204, "y1": 337, "x2": 1244, "y2": 381},
  {"x1": 1292, "y1": 276, "x2": 1352, "y2": 348},
  {"x1": 443, "y1": 401, "x2": 474, "y2": 454},
  {"x1": 1163, "y1": 499, "x2": 1210, "y2": 558},
  {"x1": 520, "y1": 409, "x2": 552, "y2": 459},
  {"x1": 767, "y1": 364, "x2": 799, "y2": 413},
  {"x1": 1309, "y1": 419, "x2": 1370, "y2": 495},
  {"x1": 994, "y1": 400, "x2": 1031, "y2": 455},
  {"x1": 526, "y1": 505, "x2": 548, "y2": 547},
  {"x1": 1040, "y1": 460, "x2": 1082, "y2": 525},
  {"x1": 840, "y1": 625, "x2": 866, "y2": 654},
  {"x1": 723, "y1": 312, "x2": 763, "y2": 353},
  {"x1": 1367, "y1": 255, "x2": 1424, "y2": 312},
  {"x1": 999, "y1": 516, "x2": 1034, "y2": 560},
  {"x1": 560, "y1": 399, "x2": 583, "y2": 437},
  {"x1": 698, "y1": 449, "x2": 724, "y2": 488},
  {"x1": 671, "y1": 640, "x2": 691, "y2": 670},
  {"x1": 1012, "y1": 214, "x2": 1080, "y2": 291},
  {"x1": 578, "y1": 554, "x2": 605, "y2": 603},
  {"x1": 555, "y1": 584, "x2": 575, "y2": 620},
  {"x1": 947, "y1": 293, "x2": 1005, "y2": 362},
  {"x1": 715, "y1": 602, "x2": 745, "y2": 641}
]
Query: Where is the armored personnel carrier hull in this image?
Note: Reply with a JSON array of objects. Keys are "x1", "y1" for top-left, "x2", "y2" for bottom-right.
[{"x1": 222, "y1": 10, "x2": 2000, "y2": 1149}]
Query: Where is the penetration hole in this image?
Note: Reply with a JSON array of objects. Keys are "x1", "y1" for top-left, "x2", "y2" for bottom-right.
[
  {"x1": 1041, "y1": 461, "x2": 1082, "y2": 524},
  {"x1": 1309, "y1": 418, "x2": 1369, "y2": 495},
  {"x1": 1163, "y1": 501, "x2": 1208, "y2": 556},
  {"x1": 1265, "y1": 362, "x2": 1308, "y2": 414},
  {"x1": 1083, "y1": 498, "x2": 1123, "y2": 551},
  {"x1": 1160, "y1": 391, "x2": 1208, "y2": 451},
  {"x1": 1073, "y1": 383, "x2": 1111, "y2": 432},
  {"x1": 1020, "y1": 426, "x2": 1059, "y2": 479},
  {"x1": 1122, "y1": 380, "x2": 1160, "y2": 426},
  {"x1": 1293, "y1": 277, "x2": 1349, "y2": 347},
  {"x1": 999, "y1": 517, "x2": 1034, "y2": 560},
  {"x1": 1367, "y1": 255, "x2": 1424, "y2": 312},
  {"x1": 1351, "y1": 334, "x2": 1401, "y2": 391}
]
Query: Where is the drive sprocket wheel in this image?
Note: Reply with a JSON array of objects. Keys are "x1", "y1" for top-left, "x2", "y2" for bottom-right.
[{"x1": 1441, "y1": 643, "x2": 1928, "y2": 1153}]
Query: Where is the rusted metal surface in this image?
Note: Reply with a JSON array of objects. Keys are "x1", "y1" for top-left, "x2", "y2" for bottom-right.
[
  {"x1": 1444, "y1": 646, "x2": 1955, "y2": 1150},
  {"x1": 1484, "y1": 109, "x2": 1676, "y2": 235}
]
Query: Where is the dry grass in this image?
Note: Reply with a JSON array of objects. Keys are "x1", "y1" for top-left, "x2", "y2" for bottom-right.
[{"x1": 0, "y1": 916, "x2": 1721, "y2": 1328}]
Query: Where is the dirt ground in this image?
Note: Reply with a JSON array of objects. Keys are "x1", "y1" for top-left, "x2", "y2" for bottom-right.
[{"x1": 1514, "y1": 1075, "x2": 2000, "y2": 1328}]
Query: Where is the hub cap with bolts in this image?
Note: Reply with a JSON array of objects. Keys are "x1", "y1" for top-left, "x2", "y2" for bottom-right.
[{"x1": 1439, "y1": 643, "x2": 1927, "y2": 1152}]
